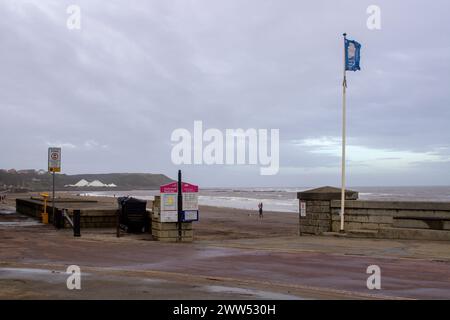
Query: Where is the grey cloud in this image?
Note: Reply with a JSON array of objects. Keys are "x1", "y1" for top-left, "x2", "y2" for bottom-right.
[{"x1": 1, "y1": 0, "x2": 449, "y2": 186}]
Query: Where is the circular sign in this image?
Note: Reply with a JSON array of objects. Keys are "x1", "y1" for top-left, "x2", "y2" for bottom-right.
[{"x1": 51, "y1": 152, "x2": 59, "y2": 160}]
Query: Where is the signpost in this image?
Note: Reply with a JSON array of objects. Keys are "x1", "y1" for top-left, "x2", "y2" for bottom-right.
[
  {"x1": 48, "y1": 147, "x2": 61, "y2": 225},
  {"x1": 48, "y1": 148, "x2": 61, "y2": 173},
  {"x1": 177, "y1": 170, "x2": 183, "y2": 241},
  {"x1": 159, "y1": 172, "x2": 199, "y2": 225}
]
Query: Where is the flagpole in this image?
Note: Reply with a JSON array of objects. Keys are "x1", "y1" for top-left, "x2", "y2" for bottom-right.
[{"x1": 340, "y1": 33, "x2": 347, "y2": 233}]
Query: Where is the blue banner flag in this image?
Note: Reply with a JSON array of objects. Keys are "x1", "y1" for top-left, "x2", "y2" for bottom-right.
[{"x1": 345, "y1": 38, "x2": 361, "y2": 71}]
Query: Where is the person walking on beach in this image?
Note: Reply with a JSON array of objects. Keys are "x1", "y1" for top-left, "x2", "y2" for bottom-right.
[{"x1": 258, "y1": 202, "x2": 263, "y2": 219}]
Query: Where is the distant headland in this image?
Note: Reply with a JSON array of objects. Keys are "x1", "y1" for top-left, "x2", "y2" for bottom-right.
[{"x1": 0, "y1": 169, "x2": 173, "y2": 191}]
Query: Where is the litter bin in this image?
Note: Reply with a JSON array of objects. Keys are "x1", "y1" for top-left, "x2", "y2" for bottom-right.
[{"x1": 117, "y1": 197, "x2": 148, "y2": 233}]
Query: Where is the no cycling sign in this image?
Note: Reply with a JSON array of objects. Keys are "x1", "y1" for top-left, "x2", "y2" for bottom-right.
[{"x1": 48, "y1": 147, "x2": 61, "y2": 172}]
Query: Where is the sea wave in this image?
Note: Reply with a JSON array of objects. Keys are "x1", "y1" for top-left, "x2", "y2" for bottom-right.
[{"x1": 76, "y1": 186, "x2": 450, "y2": 214}]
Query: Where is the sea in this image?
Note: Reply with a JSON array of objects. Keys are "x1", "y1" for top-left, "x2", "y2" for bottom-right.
[{"x1": 80, "y1": 186, "x2": 450, "y2": 213}]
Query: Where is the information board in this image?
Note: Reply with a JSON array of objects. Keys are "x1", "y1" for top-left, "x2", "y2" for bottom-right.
[
  {"x1": 181, "y1": 210, "x2": 199, "y2": 222},
  {"x1": 159, "y1": 181, "x2": 199, "y2": 223},
  {"x1": 161, "y1": 193, "x2": 178, "y2": 211},
  {"x1": 182, "y1": 193, "x2": 198, "y2": 211},
  {"x1": 160, "y1": 211, "x2": 179, "y2": 223},
  {"x1": 300, "y1": 201, "x2": 306, "y2": 217}
]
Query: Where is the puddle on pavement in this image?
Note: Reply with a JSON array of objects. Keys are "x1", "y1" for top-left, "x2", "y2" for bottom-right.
[
  {"x1": 0, "y1": 221, "x2": 41, "y2": 227},
  {"x1": 0, "y1": 210, "x2": 16, "y2": 215},
  {"x1": 141, "y1": 278, "x2": 167, "y2": 284},
  {"x1": 0, "y1": 210, "x2": 41, "y2": 227},
  {"x1": 204, "y1": 285, "x2": 303, "y2": 300},
  {"x1": 0, "y1": 208, "x2": 41, "y2": 227},
  {"x1": 0, "y1": 267, "x2": 90, "y2": 284},
  {"x1": 0, "y1": 268, "x2": 64, "y2": 284},
  {"x1": 196, "y1": 248, "x2": 241, "y2": 259}
]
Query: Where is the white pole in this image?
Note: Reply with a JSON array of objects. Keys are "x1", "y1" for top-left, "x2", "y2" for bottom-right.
[{"x1": 340, "y1": 33, "x2": 347, "y2": 232}]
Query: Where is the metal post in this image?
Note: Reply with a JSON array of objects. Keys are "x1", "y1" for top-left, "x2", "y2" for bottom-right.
[
  {"x1": 177, "y1": 170, "x2": 182, "y2": 242},
  {"x1": 340, "y1": 33, "x2": 347, "y2": 233},
  {"x1": 73, "y1": 210, "x2": 81, "y2": 237},
  {"x1": 116, "y1": 208, "x2": 120, "y2": 238},
  {"x1": 298, "y1": 212, "x2": 302, "y2": 236},
  {"x1": 43, "y1": 197, "x2": 47, "y2": 224},
  {"x1": 52, "y1": 171, "x2": 56, "y2": 225}
]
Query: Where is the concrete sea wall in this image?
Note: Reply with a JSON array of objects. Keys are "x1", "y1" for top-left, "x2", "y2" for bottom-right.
[
  {"x1": 298, "y1": 187, "x2": 450, "y2": 241},
  {"x1": 16, "y1": 198, "x2": 117, "y2": 228}
]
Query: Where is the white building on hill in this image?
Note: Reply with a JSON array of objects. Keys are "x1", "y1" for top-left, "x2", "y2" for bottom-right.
[{"x1": 65, "y1": 179, "x2": 117, "y2": 188}]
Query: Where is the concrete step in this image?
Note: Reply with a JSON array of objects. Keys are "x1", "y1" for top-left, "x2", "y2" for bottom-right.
[
  {"x1": 393, "y1": 219, "x2": 450, "y2": 230},
  {"x1": 394, "y1": 211, "x2": 450, "y2": 219},
  {"x1": 346, "y1": 229, "x2": 378, "y2": 238},
  {"x1": 322, "y1": 231, "x2": 347, "y2": 237},
  {"x1": 326, "y1": 227, "x2": 450, "y2": 241},
  {"x1": 379, "y1": 227, "x2": 450, "y2": 241}
]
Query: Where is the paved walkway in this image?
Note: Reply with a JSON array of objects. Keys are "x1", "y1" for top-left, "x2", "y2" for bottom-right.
[{"x1": 1, "y1": 205, "x2": 450, "y2": 299}]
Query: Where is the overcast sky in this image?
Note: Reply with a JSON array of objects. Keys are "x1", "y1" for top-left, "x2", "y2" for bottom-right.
[{"x1": 1, "y1": 0, "x2": 449, "y2": 187}]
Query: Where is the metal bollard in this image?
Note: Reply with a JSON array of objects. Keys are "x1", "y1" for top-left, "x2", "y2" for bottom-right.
[
  {"x1": 54, "y1": 208, "x2": 63, "y2": 229},
  {"x1": 40, "y1": 193, "x2": 49, "y2": 224},
  {"x1": 73, "y1": 210, "x2": 81, "y2": 237}
]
